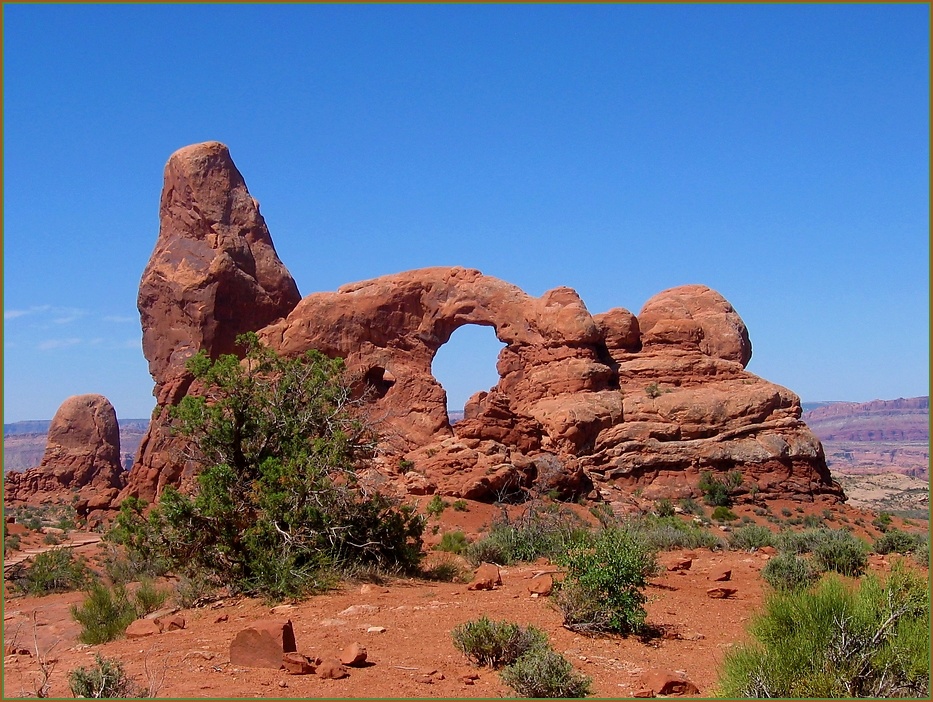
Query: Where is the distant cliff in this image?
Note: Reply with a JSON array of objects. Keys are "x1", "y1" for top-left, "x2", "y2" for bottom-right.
[{"x1": 802, "y1": 397, "x2": 928, "y2": 442}]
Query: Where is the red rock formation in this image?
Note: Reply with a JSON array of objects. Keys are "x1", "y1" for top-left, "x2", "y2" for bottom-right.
[
  {"x1": 122, "y1": 141, "x2": 844, "y2": 508},
  {"x1": 4, "y1": 394, "x2": 125, "y2": 507},
  {"x1": 126, "y1": 142, "x2": 301, "y2": 501}
]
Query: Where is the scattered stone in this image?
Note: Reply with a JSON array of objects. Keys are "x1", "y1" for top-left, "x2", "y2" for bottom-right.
[
  {"x1": 638, "y1": 669, "x2": 700, "y2": 696},
  {"x1": 126, "y1": 618, "x2": 163, "y2": 638},
  {"x1": 338, "y1": 604, "x2": 380, "y2": 617},
  {"x1": 214, "y1": 614, "x2": 229, "y2": 624},
  {"x1": 527, "y1": 573, "x2": 553, "y2": 596},
  {"x1": 164, "y1": 615, "x2": 186, "y2": 631},
  {"x1": 317, "y1": 658, "x2": 349, "y2": 679},
  {"x1": 229, "y1": 619, "x2": 297, "y2": 669},
  {"x1": 668, "y1": 558, "x2": 692, "y2": 572},
  {"x1": 366, "y1": 626, "x2": 387, "y2": 634},
  {"x1": 360, "y1": 584, "x2": 389, "y2": 595},
  {"x1": 145, "y1": 606, "x2": 179, "y2": 621},
  {"x1": 709, "y1": 568, "x2": 732, "y2": 582},
  {"x1": 632, "y1": 688, "x2": 656, "y2": 698},
  {"x1": 320, "y1": 619, "x2": 348, "y2": 627},
  {"x1": 340, "y1": 642, "x2": 368, "y2": 667},
  {"x1": 468, "y1": 562, "x2": 501, "y2": 590},
  {"x1": 706, "y1": 587, "x2": 738, "y2": 599},
  {"x1": 282, "y1": 652, "x2": 316, "y2": 675}
]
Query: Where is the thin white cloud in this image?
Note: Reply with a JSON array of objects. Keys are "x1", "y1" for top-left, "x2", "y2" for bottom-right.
[
  {"x1": 102, "y1": 315, "x2": 137, "y2": 323},
  {"x1": 38, "y1": 337, "x2": 83, "y2": 351},
  {"x1": 4, "y1": 305, "x2": 51, "y2": 320}
]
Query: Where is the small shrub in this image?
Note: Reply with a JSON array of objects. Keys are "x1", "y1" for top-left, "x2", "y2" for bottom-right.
[
  {"x1": 655, "y1": 498, "x2": 675, "y2": 517},
  {"x1": 555, "y1": 527, "x2": 656, "y2": 636},
  {"x1": 629, "y1": 514, "x2": 724, "y2": 551},
  {"x1": 678, "y1": 497, "x2": 704, "y2": 516},
  {"x1": 500, "y1": 647, "x2": 592, "y2": 698},
  {"x1": 645, "y1": 382, "x2": 663, "y2": 398},
  {"x1": 711, "y1": 506, "x2": 738, "y2": 522},
  {"x1": 421, "y1": 555, "x2": 468, "y2": 583},
  {"x1": 397, "y1": 459, "x2": 414, "y2": 473},
  {"x1": 426, "y1": 494, "x2": 448, "y2": 518},
  {"x1": 718, "y1": 566, "x2": 930, "y2": 698},
  {"x1": 872, "y1": 511, "x2": 893, "y2": 533},
  {"x1": 43, "y1": 531, "x2": 63, "y2": 545},
  {"x1": 464, "y1": 506, "x2": 585, "y2": 566},
  {"x1": 729, "y1": 524, "x2": 774, "y2": 551},
  {"x1": 781, "y1": 507, "x2": 793, "y2": 518},
  {"x1": 4, "y1": 533, "x2": 21, "y2": 554},
  {"x1": 133, "y1": 577, "x2": 169, "y2": 615},
  {"x1": 802, "y1": 514, "x2": 823, "y2": 528},
  {"x1": 173, "y1": 572, "x2": 220, "y2": 609},
  {"x1": 874, "y1": 529, "x2": 924, "y2": 555},
  {"x1": 776, "y1": 527, "x2": 830, "y2": 555},
  {"x1": 68, "y1": 654, "x2": 142, "y2": 698},
  {"x1": 698, "y1": 470, "x2": 742, "y2": 507},
  {"x1": 16, "y1": 547, "x2": 90, "y2": 595},
  {"x1": 452, "y1": 499, "x2": 469, "y2": 512},
  {"x1": 812, "y1": 529, "x2": 869, "y2": 577},
  {"x1": 451, "y1": 616, "x2": 547, "y2": 668},
  {"x1": 71, "y1": 581, "x2": 137, "y2": 644},
  {"x1": 761, "y1": 553, "x2": 820, "y2": 591},
  {"x1": 434, "y1": 530, "x2": 470, "y2": 555},
  {"x1": 914, "y1": 536, "x2": 930, "y2": 567}
]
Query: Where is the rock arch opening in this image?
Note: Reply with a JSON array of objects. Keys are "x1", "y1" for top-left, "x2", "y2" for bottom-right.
[{"x1": 431, "y1": 324, "x2": 506, "y2": 424}]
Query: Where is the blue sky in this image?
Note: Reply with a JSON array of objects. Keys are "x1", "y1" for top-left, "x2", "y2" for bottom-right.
[{"x1": 3, "y1": 3, "x2": 929, "y2": 424}]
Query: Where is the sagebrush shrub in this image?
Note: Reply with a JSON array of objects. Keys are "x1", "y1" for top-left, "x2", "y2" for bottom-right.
[
  {"x1": 68, "y1": 654, "x2": 141, "y2": 698},
  {"x1": 500, "y1": 647, "x2": 592, "y2": 698},
  {"x1": 761, "y1": 553, "x2": 820, "y2": 591},
  {"x1": 811, "y1": 529, "x2": 868, "y2": 576},
  {"x1": 874, "y1": 529, "x2": 924, "y2": 555},
  {"x1": 628, "y1": 514, "x2": 724, "y2": 551},
  {"x1": 464, "y1": 505, "x2": 585, "y2": 566},
  {"x1": 729, "y1": 524, "x2": 774, "y2": 551},
  {"x1": 451, "y1": 616, "x2": 547, "y2": 668},
  {"x1": 555, "y1": 527, "x2": 656, "y2": 635},
  {"x1": 718, "y1": 565, "x2": 930, "y2": 698}
]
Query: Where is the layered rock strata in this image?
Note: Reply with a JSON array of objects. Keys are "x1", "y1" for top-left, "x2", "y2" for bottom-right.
[{"x1": 122, "y1": 141, "x2": 843, "y2": 506}]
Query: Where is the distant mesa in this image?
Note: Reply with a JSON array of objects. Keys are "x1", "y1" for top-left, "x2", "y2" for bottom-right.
[
  {"x1": 4, "y1": 394, "x2": 127, "y2": 518},
  {"x1": 802, "y1": 397, "x2": 929, "y2": 443},
  {"x1": 121, "y1": 141, "x2": 845, "y2": 509}
]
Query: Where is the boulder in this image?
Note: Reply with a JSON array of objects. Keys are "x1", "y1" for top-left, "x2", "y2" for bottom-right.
[
  {"x1": 126, "y1": 618, "x2": 163, "y2": 638},
  {"x1": 706, "y1": 587, "x2": 738, "y2": 599},
  {"x1": 710, "y1": 568, "x2": 732, "y2": 582},
  {"x1": 229, "y1": 619, "x2": 297, "y2": 669},
  {"x1": 468, "y1": 563, "x2": 501, "y2": 591},
  {"x1": 638, "y1": 669, "x2": 700, "y2": 696},
  {"x1": 340, "y1": 642, "x2": 367, "y2": 667},
  {"x1": 317, "y1": 658, "x2": 349, "y2": 679},
  {"x1": 4, "y1": 394, "x2": 125, "y2": 505},
  {"x1": 528, "y1": 574, "x2": 553, "y2": 596},
  {"x1": 282, "y1": 652, "x2": 316, "y2": 675}
]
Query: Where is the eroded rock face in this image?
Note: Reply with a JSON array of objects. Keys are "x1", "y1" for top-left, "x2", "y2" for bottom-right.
[
  {"x1": 126, "y1": 142, "x2": 301, "y2": 501},
  {"x1": 4, "y1": 394, "x2": 125, "y2": 506},
  {"x1": 122, "y1": 141, "x2": 843, "y2": 507}
]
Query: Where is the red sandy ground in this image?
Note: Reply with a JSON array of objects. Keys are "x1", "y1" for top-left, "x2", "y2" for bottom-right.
[{"x1": 2, "y1": 498, "x2": 927, "y2": 699}]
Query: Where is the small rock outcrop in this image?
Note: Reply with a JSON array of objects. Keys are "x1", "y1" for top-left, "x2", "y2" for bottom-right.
[
  {"x1": 4, "y1": 394, "x2": 125, "y2": 507},
  {"x1": 121, "y1": 141, "x2": 844, "y2": 508}
]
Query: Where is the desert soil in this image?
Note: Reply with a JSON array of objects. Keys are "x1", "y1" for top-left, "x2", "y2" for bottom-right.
[{"x1": 2, "y1": 498, "x2": 927, "y2": 699}]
